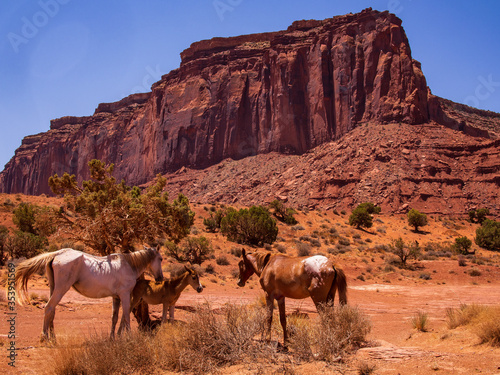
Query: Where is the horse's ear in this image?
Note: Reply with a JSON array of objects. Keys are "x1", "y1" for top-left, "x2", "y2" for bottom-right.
[
  {"x1": 242, "y1": 248, "x2": 246, "y2": 258},
  {"x1": 263, "y1": 252, "x2": 271, "y2": 268}
]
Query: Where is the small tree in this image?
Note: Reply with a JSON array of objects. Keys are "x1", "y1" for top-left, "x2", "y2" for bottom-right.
[
  {"x1": 5, "y1": 230, "x2": 48, "y2": 259},
  {"x1": 475, "y1": 219, "x2": 500, "y2": 251},
  {"x1": 203, "y1": 209, "x2": 226, "y2": 233},
  {"x1": 356, "y1": 202, "x2": 381, "y2": 215},
  {"x1": 165, "y1": 236, "x2": 213, "y2": 265},
  {"x1": 407, "y1": 209, "x2": 428, "y2": 232},
  {"x1": 48, "y1": 159, "x2": 194, "y2": 255},
  {"x1": 389, "y1": 237, "x2": 420, "y2": 267},
  {"x1": 0, "y1": 226, "x2": 9, "y2": 266},
  {"x1": 468, "y1": 208, "x2": 490, "y2": 224},
  {"x1": 12, "y1": 203, "x2": 39, "y2": 235},
  {"x1": 349, "y1": 207, "x2": 373, "y2": 229},
  {"x1": 220, "y1": 206, "x2": 278, "y2": 246},
  {"x1": 269, "y1": 200, "x2": 298, "y2": 225},
  {"x1": 475, "y1": 208, "x2": 490, "y2": 224},
  {"x1": 349, "y1": 202, "x2": 381, "y2": 230},
  {"x1": 453, "y1": 236, "x2": 473, "y2": 255}
]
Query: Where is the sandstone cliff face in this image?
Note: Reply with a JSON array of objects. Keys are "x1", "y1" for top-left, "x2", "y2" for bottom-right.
[{"x1": 1, "y1": 9, "x2": 432, "y2": 195}]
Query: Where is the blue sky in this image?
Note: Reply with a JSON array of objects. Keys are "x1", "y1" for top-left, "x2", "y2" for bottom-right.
[{"x1": 1, "y1": 0, "x2": 499, "y2": 171}]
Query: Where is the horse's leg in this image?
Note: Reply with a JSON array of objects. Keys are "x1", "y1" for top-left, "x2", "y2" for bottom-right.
[
  {"x1": 118, "y1": 294, "x2": 131, "y2": 335},
  {"x1": 110, "y1": 297, "x2": 121, "y2": 339},
  {"x1": 42, "y1": 283, "x2": 72, "y2": 342},
  {"x1": 264, "y1": 294, "x2": 274, "y2": 342},
  {"x1": 168, "y1": 304, "x2": 175, "y2": 323},
  {"x1": 277, "y1": 297, "x2": 287, "y2": 345},
  {"x1": 46, "y1": 262, "x2": 55, "y2": 335}
]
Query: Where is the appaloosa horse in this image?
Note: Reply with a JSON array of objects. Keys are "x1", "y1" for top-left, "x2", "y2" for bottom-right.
[
  {"x1": 237, "y1": 249, "x2": 347, "y2": 344},
  {"x1": 15, "y1": 247, "x2": 164, "y2": 341}
]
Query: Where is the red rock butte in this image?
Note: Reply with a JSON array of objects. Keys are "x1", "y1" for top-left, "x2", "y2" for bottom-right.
[{"x1": 1, "y1": 8, "x2": 499, "y2": 214}]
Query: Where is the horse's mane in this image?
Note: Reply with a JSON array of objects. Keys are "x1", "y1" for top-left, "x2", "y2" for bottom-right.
[{"x1": 122, "y1": 248, "x2": 156, "y2": 272}]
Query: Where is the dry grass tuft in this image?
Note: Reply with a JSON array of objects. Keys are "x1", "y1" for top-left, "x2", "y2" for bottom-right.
[
  {"x1": 357, "y1": 361, "x2": 377, "y2": 375},
  {"x1": 288, "y1": 304, "x2": 371, "y2": 362},
  {"x1": 47, "y1": 302, "x2": 372, "y2": 374},
  {"x1": 446, "y1": 304, "x2": 500, "y2": 346},
  {"x1": 411, "y1": 311, "x2": 429, "y2": 332},
  {"x1": 446, "y1": 303, "x2": 483, "y2": 329}
]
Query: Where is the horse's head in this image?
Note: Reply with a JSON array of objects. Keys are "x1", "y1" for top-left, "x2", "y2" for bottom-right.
[
  {"x1": 185, "y1": 265, "x2": 203, "y2": 293},
  {"x1": 237, "y1": 249, "x2": 255, "y2": 287},
  {"x1": 149, "y1": 246, "x2": 164, "y2": 282}
]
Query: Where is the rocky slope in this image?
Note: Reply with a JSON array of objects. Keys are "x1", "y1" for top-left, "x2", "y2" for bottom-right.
[
  {"x1": 1, "y1": 8, "x2": 499, "y2": 215},
  {"x1": 161, "y1": 122, "x2": 500, "y2": 216}
]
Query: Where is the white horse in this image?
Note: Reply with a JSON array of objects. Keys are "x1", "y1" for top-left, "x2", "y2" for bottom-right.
[{"x1": 15, "y1": 247, "x2": 164, "y2": 341}]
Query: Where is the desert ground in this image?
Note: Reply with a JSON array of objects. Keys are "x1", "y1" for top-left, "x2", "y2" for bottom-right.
[{"x1": 1, "y1": 194, "x2": 500, "y2": 374}]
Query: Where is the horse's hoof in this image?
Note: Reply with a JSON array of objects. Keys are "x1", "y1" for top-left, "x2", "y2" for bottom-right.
[
  {"x1": 277, "y1": 342, "x2": 289, "y2": 353},
  {"x1": 40, "y1": 334, "x2": 56, "y2": 345}
]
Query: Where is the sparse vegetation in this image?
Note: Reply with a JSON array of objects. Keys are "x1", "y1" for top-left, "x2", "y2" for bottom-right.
[
  {"x1": 475, "y1": 219, "x2": 500, "y2": 251},
  {"x1": 47, "y1": 303, "x2": 371, "y2": 374},
  {"x1": 468, "y1": 208, "x2": 490, "y2": 224},
  {"x1": 220, "y1": 206, "x2": 278, "y2": 246},
  {"x1": 348, "y1": 202, "x2": 381, "y2": 230},
  {"x1": 453, "y1": 236, "x2": 473, "y2": 255},
  {"x1": 407, "y1": 209, "x2": 428, "y2": 232},
  {"x1": 165, "y1": 236, "x2": 214, "y2": 265},
  {"x1": 389, "y1": 237, "x2": 421, "y2": 267},
  {"x1": 48, "y1": 159, "x2": 194, "y2": 254},
  {"x1": 269, "y1": 199, "x2": 298, "y2": 225},
  {"x1": 446, "y1": 304, "x2": 500, "y2": 346},
  {"x1": 411, "y1": 311, "x2": 429, "y2": 332},
  {"x1": 203, "y1": 209, "x2": 226, "y2": 232}
]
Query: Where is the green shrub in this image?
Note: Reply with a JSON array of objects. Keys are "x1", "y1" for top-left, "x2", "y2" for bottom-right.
[
  {"x1": 407, "y1": 209, "x2": 428, "y2": 232},
  {"x1": 203, "y1": 209, "x2": 226, "y2": 233},
  {"x1": 165, "y1": 236, "x2": 214, "y2": 265},
  {"x1": 6, "y1": 230, "x2": 48, "y2": 259},
  {"x1": 453, "y1": 236, "x2": 473, "y2": 255},
  {"x1": 349, "y1": 207, "x2": 373, "y2": 229},
  {"x1": 0, "y1": 226, "x2": 9, "y2": 265},
  {"x1": 356, "y1": 202, "x2": 381, "y2": 215},
  {"x1": 389, "y1": 237, "x2": 421, "y2": 267},
  {"x1": 475, "y1": 219, "x2": 500, "y2": 251},
  {"x1": 12, "y1": 202, "x2": 39, "y2": 234},
  {"x1": 220, "y1": 206, "x2": 278, "y2": 246},
  {"x1": 469, "y1": 208, "x2": 490, "y2": 224},
  {"x1": 269, "y1": 200, "x2": 298, "y2": 225},
  {"x1": 348, "y1": 202, "x2": 381, "y2": 230}
]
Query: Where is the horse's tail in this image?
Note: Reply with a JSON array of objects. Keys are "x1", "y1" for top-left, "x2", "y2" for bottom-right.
[
  {"x1": 15, "y1": 251, "x2": 59, "y2": 305},
  {"x1": 327, "y1": 266, "x2": 348, "y2": 305}
]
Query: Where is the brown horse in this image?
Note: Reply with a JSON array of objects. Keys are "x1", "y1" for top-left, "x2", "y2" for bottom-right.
[
  {"x1": 237, "y1": 249, "x2": 347, "y2": 344},
  {"x1": 130, "y1": 266, "x2": 203, "y2": 324}
]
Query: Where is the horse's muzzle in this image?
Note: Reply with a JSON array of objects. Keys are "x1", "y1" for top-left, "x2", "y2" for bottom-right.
[
  {"x1": 196, "y1": 286, "x2": 203, "y2": 293},
  {"x1": 237, "y1": 280, "x2": 245, "y2": 287},
  {"x1": 155, "y1": 275, "x2": 164, "y2": 282}
]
